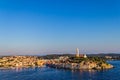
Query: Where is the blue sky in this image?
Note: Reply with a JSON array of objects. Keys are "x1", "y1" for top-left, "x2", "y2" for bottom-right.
[{"x1": 0, "y1": 0, "x2": 120, "y2": 55}]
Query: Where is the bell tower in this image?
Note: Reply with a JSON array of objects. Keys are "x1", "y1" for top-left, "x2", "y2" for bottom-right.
[{"x1": 76, "y1": 48, "x2": 79, "y2": 57}]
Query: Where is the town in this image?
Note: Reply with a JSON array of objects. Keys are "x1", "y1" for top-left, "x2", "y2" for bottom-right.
[{"x1": 0, "y1": 48, "x2": 113, "y2": 70}]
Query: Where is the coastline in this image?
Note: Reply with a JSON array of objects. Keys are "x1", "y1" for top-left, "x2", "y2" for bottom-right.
[
  {"x1": 46, "y1": 61, "x2": 113, "y2": 70},
  {"x1": 0, "y1": 56, "x2": 114, "y2": 70}
]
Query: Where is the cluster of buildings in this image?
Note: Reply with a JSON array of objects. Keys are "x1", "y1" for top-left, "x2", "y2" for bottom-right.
[
  {"x1": 0, "y1": 48, "x2": 87, "y2": 69},
  {"x1": 0, "y1": 56, "x2": 41, "y2": 68}
]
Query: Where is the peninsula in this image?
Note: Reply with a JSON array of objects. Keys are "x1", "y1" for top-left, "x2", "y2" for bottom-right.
[{"x1": 0, "y1": 48, "x2": 113, "y2": 70}]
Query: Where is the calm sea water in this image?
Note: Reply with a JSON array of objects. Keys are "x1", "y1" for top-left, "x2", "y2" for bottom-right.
[{"x1": 0, "y1": 61, "x2": 120, "y2": 80}]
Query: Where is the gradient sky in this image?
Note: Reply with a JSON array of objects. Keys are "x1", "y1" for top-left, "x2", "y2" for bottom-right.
[{"x1": 0, "y1": 0, "x2": 120, "y2": 55}]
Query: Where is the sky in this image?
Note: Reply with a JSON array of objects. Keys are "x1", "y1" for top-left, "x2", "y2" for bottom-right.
[{"x1": 0, "y1": 0, "x2": 120, "y2": 55}]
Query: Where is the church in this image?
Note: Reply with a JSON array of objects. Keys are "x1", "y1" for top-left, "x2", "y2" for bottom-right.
[{"x1": 75, "y1": 48, "x2": 87, "y2": 58}]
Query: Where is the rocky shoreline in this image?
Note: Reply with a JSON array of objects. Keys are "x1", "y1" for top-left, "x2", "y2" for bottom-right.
[
  {"x1": 46, "y1": 61, "x2": 113, "y2": 70},
  {"x1": 46, "y1": 56, "x2": 113, "y2": 70}
]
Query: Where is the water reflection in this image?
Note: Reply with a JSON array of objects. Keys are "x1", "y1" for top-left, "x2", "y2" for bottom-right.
[
  {"x1": 15, "y1": 67, "x2": 23, "y2": 72},
  {"x1": 0, "y1": 61, "x2": 120, "y2": 80},
  {"x1": 15, "y1": 67, "x2": 38, "y2": 72}
]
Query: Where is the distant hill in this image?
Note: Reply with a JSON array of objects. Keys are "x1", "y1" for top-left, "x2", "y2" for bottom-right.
[
  {"x1": 39, "y1": 53, "x2": 120, "y2": 60},
  {"x1": 39, "y1": 54, "x2": 74, "y2": 59},
  {"x1": 87, "y1": 53, "x2": 120, "y2": 57},
  {"x1": 1, "y1": 53, "x2": 120, "y2": 60}
]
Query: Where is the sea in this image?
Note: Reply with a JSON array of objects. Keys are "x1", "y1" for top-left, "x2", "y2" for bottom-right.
[{"x1": 0, "y1": 60, "x2": 120, "y2": 80}]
